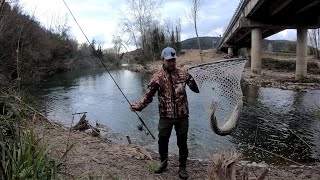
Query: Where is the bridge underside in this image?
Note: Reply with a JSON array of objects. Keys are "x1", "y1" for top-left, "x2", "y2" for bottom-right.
[
  {"x1": 218, "y1": 0, "x2": 320, "y2": 80},
  {"x1": 220, "y1": 0, "x2": 320, "y2": 51},
  {"x1": 221, "y1": 26, "x2": 284, "y2": 51},
  {"x1": 246, "y1": 0, "x2": 320, "y2": 25}
]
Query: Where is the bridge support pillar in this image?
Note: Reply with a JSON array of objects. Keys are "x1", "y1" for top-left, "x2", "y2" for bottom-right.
[
  {"x1": 251, "y1": 28, "x2": 262, "y2": 75},
  {"x1": 228, "y1": 47, "x2": 234, "y2": 57},
  {"x1": 296, "y1": 28, "x2": 308, "y2": 80},
  {"x1": 246, "y1": 48, "x2": 251, "y2": 67}
]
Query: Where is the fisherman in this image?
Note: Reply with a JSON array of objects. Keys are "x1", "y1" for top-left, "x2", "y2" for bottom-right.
[{"x1": 130, "y1": 47, "x2": 199, "y2": 179}]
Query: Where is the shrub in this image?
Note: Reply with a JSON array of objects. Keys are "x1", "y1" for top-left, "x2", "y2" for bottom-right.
[
  {"x1": 0, "y1": 127, "x2": 59, "y2": 180},
  {"x1": 262, "y1": 58, "x2": 320, "y2": 75}
]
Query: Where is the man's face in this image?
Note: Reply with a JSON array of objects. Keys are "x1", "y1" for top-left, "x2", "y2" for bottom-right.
[{"x1": 163, "y1": 58, "x2": 176, "y2": 71}]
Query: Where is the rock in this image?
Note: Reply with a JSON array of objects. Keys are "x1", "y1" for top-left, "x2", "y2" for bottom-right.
[
  {"x1": 72, "y1": 113, "x2": 89, "y2": 131},
  {"x1": 290, "y1": 165, "x2": 298, "y2": 168},
  {"x1": 257, "y1": 161, "x2": 268, "y2": 168},
  {"x1": 248, "y1": 162, "x2": 258, "y2": 167},
  {"x1": 91, "y1": 127, "x2": 100, "y2": 137}
]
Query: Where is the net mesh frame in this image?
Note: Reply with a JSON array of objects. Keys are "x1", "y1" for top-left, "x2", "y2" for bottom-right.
[{"x1": 188, "y1": 58, "x2": 247, "y2": 130}]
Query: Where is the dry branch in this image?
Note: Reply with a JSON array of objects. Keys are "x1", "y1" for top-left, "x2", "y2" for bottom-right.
[
  {"x1": 257, "y1": 168, "x2": 269, "y2": 180},
  {"x1": 208, "y1": 149, "x2": 240, "y2": 180}
]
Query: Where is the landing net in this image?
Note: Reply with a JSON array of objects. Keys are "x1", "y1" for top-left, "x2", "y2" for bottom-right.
[{"x1": 188, "y1": 58, "x2": 247, "y2": 135}]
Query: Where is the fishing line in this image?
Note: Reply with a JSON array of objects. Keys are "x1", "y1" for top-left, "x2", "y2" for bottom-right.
[{"x1": 62, "y1": 0, "x2": 155, "y2": 139}]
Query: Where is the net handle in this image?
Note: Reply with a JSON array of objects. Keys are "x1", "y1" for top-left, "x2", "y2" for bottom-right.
[{"x1": 188, "y1": 58, "x2": 247, "y2": 70}]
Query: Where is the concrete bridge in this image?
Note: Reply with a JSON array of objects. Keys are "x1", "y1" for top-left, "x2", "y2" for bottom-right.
[{"x1": 218, "y1": 0, "x2": 320, "y2": 80}]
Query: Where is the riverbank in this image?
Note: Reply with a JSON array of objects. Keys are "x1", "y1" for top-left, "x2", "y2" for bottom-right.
[
  {"x1": 32, "y1": 117, "x2": 320, "y2": 180},
  {"x1": 128, "y1": 49, "x2": 320, "y2": 90},
  {"x1": 26, "y1": 54, "x2": 320, "y2": 180},
  {"x1": 3, "y1": 48, "x2": 320, "y2": 179}
]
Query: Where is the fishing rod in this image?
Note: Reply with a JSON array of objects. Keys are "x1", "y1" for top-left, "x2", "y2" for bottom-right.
[{"x1": 62, "y1": 0, "x2": 155, "y2": 139}]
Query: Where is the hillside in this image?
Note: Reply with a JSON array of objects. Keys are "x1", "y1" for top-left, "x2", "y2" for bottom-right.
[
  {"x1": 181, "y1": 36, "x2": 221, "y2": 50},
  {"x1": 181, "y1": 37, "x2": 299, "y2": 53},
  {"x1": 262, "y1": 39, "x2": 296, "y2": 53}
]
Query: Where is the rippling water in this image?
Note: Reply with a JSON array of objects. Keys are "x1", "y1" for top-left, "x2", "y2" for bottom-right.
[{"x1": 32, "y1": 67, "x2": 320, "y2": 164}]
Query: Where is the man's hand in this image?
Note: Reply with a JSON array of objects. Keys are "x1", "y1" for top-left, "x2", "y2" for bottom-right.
[{"x1": 130, "y1": 103, "x2": 142, "y2": 111}]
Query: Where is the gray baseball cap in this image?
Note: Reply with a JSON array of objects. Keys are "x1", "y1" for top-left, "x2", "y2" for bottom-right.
[{"x1": 161, "y1": 47, "x2": 177, "y2": 60}]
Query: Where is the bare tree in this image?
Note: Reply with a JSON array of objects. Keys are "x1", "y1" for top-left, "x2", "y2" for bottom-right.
[
  {"x1": 163, "y1": 18, "x2": 174, "y2": 44},
  {"x1": 117, "y1": 1, "x2": 186, "y2": 65},
  {"x1": 112, "y1": 35, "x2": 127, "y2": 65},
  {"x1": 267, "y1": 43, "x2": 273, "y2": 53},
  {"x1": 308, "y1": 29, "x2": 320, "y2": 60},
  {"x1": 0, "y1": 0, "x2": 5, "y2": 13},
  {"x1": 189, "y1": 0, "x2": 203, "y2": 61},
  {"x1": 119, "y1": 0, "x2": 162, "y2": 64},
  {"x1": 120, "y1": 0, "x2": 161, "y2": 60},
  {"x1": 175, "y1": 18, "x2": 182, "y2": 54},
  {"x1": 0, "y1": 2, "x2": 79, "y2": 85},
  {"x1": 120, "y1": 16, "x2": 139, "y2": 48},
  {"x1": 0, "y1": 0, "x2": 6, "y2": 22}
]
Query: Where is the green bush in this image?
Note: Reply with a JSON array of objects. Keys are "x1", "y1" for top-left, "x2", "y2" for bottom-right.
[
  {"x1": 0, "y1": 125, "x2": 59, "y2": 180},
  {"x1": 308, "y1": 62, "x2": 320, "y2": 75},
  {"x1": 262, "y1": 58, "x2": 320, "y2": 75},
  {"x1": 0, "y1": 93, "x2": 74, "y2": 180},
  {"x1": 147, "y1": 162, "x2": 157, "y2": 172},
  {"x1": 262, "y1": 58, "x2": 295, "y2": 71}
]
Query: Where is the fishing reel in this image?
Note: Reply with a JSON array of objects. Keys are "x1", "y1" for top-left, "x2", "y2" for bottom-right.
[{"x1": 137, "y1": 124, "x2": 149, "y2": 135}]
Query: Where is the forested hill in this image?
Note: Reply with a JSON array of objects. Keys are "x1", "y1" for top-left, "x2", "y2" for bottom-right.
[
  {"x1": 181, "y1": 37, "x2": 221, "y2": 50},
  {"x1": 0, "y1": 2, "x2": 107, "y2": 86},
  {"x1": 181, "y1": 36, "x2": 298, "y2": 53}
]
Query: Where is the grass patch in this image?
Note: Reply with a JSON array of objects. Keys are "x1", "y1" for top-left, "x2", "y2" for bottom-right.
[
  {"x1": 0, "y1": 93, "x2": 70, "y2": 180},
  {"x1": 316, "y1": 110, "x2": 320, "y2": 120},
  {"x1": 0, "y1": 125, "x2": 59, "y2": 180},
  {"x1": 308, "y1": 62, "x2": 320, "y2": 75},
  {"x1": 262, "y1": 58, "x2": 295, "y2": 71},
  {"x1": 262, "y1": 58, "x2": 320, "y2": 75},
  {"x1": 148, "y1": 162, "x2": 157, "y2": 172}
]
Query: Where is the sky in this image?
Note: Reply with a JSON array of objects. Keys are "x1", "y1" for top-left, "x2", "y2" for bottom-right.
[{"x1": 18, "y1": 0, "x2": 296, "y2": 50}]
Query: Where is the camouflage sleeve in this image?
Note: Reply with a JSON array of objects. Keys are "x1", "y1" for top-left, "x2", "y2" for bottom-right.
[
  {"x1": 138, "y1": 73, "x2": 159, "y2": 110},
  {"x1": 186, "y1": 73, "x2": 199, "y2": 93}
]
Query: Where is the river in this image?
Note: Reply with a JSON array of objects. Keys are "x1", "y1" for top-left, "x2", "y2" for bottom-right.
[{"x1": 33, "y1": 67, "x2": 320, "y2": 165}]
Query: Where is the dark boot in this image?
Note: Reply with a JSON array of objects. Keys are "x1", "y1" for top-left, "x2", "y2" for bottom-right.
[
  {"x1": 154, "y1": 160, "x2": 167, "y2": 174},
  {"x1": 178, "y1": 167, "x2": 189, "y2": 179},
  {"x1": 156, "y1": 134, "x2": 170, "y2": 174}
]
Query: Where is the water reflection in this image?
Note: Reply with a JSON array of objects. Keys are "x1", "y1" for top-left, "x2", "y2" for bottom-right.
[
  {"x1": 232, "y1": 85, "x2": 320, "y2": 164},
  {"x1": 33, "y1": 68, "x2": 320, "y2": 164}
]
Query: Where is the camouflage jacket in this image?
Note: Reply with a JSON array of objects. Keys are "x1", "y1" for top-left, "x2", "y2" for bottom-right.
[{"x1": 138, "y1": 67, "x2": 199, "y2": 119}]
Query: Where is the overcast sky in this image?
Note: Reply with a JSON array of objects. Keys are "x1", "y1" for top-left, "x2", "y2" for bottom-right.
[{"x1": 19, "y1": 0, "x2": 296, "y2": 50}]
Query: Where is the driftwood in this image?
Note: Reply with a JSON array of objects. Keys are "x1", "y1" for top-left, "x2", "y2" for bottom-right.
[
  {"x1": 90, "y1": 127, "x2": 100, "y2": 137},
  {"x1": 257, "y1": 168, "x2": 269, "y2": 180},
  {"x1": 208, "y1": 149, "x2": 240, "y2": 180},
  {"x1": 208, "y1": 149, "x2": 269, "y2": 180},
  {"x1": 72, "y1": 113, "x2": 101, "y2": 137},
  {"x1": 72, "y1": 113, "x2": 89, "y2": 131}
]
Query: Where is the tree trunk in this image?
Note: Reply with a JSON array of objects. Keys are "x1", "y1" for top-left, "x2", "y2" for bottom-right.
[
  {"x1": 0, "y1": 0, "x2": 4, "y2": 9},
  {"x1": 195, "y1": 22, "x2": 203, "y2": 62},
  {"x1": 0, "y1": 0, "x2": 5, "y2": 18},
  {"x1": 316, "y1": 29, "x2": 320, "y2": 60},
  {"x1": 308, "y1": 29, "x2": 319, "y2": 60}
]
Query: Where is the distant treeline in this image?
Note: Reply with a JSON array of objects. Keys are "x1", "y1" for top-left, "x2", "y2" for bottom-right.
[
  {"x1": 180, "y1": 37, "x2": 314, "y2": 54},
  {"x1": 0, "y1": 2, "x2": 185, "y2": 88},
  {"x1": 0, "y1": 2, "x2": 108, "y2": 87}
]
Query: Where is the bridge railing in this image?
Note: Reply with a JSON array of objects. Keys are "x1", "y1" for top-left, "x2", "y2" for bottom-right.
[{"x1": 218, "y1": 0, "x2": 249, "y2": 49}]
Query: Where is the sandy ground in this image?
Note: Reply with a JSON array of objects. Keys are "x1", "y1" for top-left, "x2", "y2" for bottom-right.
[
  {"x1": 30, "y1": 49, "x2": 320, "y2": 179},
  {"x1": 33, "y1": 118, "x2": 320, "y2": 180}
]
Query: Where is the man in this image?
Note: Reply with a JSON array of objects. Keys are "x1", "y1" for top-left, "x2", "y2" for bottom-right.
[{"x1": 130, "y1": 47, "x2": 199, "y2": 179}]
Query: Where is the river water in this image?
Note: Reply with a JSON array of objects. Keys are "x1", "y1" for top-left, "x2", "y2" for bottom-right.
[{"x1": 33, "y1": 67, "x2": 320, "y2": 165}]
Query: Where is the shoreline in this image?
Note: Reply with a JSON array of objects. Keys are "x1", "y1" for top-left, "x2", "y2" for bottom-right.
[
  {"x1": 126, "y1": 55, "x2": 320, "y2": 91},
  {"x1": 22, "y1": 50, "x2": 320, "y2": 179},
  {"x1": 32, "y1": 116, "x2": 320, "y2": 180}
]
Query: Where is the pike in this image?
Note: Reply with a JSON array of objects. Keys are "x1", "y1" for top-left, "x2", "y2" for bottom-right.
[{"x1": 62, "y1": 0, "x2": 155, "y2": 139}]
